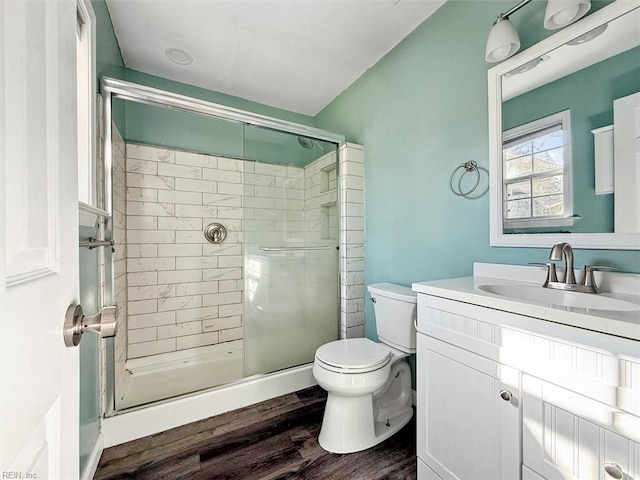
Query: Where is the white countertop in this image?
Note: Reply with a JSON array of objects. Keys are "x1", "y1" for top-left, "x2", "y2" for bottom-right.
[{"x1": 412, "y1": 263, "x2": 640, "y2": 341}]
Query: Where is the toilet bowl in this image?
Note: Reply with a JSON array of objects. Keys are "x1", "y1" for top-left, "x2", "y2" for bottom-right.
[{"x1": 312, "y1": 283, "x2": 417, "y2": 454}]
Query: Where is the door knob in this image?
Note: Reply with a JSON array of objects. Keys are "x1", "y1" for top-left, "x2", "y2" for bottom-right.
[{"x1": 63, "y1": 304, "x2": 117, "y2": 347}]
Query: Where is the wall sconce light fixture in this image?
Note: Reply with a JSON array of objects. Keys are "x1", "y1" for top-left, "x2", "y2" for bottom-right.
[{"x1": 485, "y1": 0, "x2": 591, "y2": 63}]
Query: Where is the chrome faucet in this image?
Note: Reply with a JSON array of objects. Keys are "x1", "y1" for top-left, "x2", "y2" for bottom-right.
[
  {"x1": 540, "y1": 242, "x2": 619, "y2": 293},
  {"x1": 548, "y1": 242, "x2": 577, "y2": 284}
]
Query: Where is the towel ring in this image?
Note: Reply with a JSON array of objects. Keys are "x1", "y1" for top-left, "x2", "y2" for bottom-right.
[{"x1": 449, "y1": 161, "x2": 480, "y2": 197}]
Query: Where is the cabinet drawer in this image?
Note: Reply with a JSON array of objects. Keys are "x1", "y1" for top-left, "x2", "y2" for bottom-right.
[{"x1": 418, "y1": 294, "x2": 640, "y2": 416}]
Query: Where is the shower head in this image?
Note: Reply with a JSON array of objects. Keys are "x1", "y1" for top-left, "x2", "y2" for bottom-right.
[
  {"x1": 297, "y1": 136, "x2": 327, "y2": 154},
  {"x1": 297, "y1": 136, "x2": 314, "y2": 149}
]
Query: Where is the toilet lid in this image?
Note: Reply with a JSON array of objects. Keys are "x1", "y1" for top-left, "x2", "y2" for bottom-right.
[{"x1": 315, "y1": 338, "x2": 391, "y2": 372}]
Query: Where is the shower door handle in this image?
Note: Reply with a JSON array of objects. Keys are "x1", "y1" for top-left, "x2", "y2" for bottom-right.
[{"x1": 63, "y1": 304, "x2": 117, "y2": 347}]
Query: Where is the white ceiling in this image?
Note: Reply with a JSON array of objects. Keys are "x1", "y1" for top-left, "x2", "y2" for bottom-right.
[{"x1": 105, "y1": 0, "x2": 446, "y2": 116}]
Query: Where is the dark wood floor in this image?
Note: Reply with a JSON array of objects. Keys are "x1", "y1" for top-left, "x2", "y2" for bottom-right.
[{"x1": 95, "y1": 386, "x2": 416, "y2": 480}]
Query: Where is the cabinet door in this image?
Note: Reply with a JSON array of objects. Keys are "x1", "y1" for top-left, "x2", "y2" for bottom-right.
[
  {"x1": 417, "y1": 334, "x2": 521, "y2": 480},
  {"x1": 523, "y1": 374, "x2": 640, "y2": 480}
]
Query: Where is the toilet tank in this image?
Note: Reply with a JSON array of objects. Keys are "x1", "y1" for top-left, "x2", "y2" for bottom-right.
[{"x1": 367, "y1": 283, "x2": 417, "y2": 353}]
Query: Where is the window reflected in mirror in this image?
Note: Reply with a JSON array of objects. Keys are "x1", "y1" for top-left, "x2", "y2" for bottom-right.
[{"x1": 502, "y1": 110, "x2": 572, "y2": 231}]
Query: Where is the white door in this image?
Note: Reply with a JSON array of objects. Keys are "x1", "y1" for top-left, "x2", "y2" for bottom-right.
[{"x1": 1, "y1": 1, "x2": 80, "y2": 479}]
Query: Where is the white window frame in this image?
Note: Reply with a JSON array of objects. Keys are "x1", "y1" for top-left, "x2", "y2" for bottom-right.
[
  {"x1": 76, "y1": 0, "x2": 97, "y2": 207},
  {"x1": 502, "y1": 110, "x2": 573, "y2": 230}
]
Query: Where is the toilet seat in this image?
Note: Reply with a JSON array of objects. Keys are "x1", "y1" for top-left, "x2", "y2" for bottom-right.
[{"x1": 315, "y1": 338, "x2": 391, "y2": 374}]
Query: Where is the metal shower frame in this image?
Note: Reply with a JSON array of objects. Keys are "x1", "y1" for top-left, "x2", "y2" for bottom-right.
[{"x1": 100, "y1": 76, "x2": 346, "y2": 415}]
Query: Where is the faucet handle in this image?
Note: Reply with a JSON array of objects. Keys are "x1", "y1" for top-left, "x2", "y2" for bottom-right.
[
  {"x1": 529, "y1": 262, "x2": 558, "y2": 285},
  {"x1": 583, "y1": 265, "x2": 620, "y2": 272},
  {"x1": 579, "y1": 265, "x2": 620, "y2": 293}
]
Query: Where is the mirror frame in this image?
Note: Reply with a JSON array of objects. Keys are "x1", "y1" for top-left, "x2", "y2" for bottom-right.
[{"x1": 488, "y1": 0, "x2": 640, "y2": 250}]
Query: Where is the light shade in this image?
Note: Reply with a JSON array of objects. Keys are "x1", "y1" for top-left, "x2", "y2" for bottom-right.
[
  {"x1": 485, "y1": 16, "x2": 521, "y2": 63},
  {"x1": 544, "y1": 0, "x2": 591, "y2": 29}
]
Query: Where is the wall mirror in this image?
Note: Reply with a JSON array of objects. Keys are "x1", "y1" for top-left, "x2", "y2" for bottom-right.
[{"x1": 488, "y1": 1, "x2": 639, "y2": 249}]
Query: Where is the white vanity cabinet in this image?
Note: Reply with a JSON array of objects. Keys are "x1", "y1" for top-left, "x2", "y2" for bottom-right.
[
  {"x1": 415, "y1": 292, "x2": 640, "y2": 480},
  {"x1": 417, "y1": 332, "x2": 521, "y2": 480}
]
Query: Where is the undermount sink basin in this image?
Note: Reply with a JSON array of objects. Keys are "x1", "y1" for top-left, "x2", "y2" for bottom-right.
[{"x1": 478, "y1": 284, "x2": 640, "y2": 312}]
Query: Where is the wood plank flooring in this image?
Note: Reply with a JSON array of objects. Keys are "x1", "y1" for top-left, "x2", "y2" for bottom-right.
[{"x1": 95, "y1": 386, "x2": 416, "y2": 480}]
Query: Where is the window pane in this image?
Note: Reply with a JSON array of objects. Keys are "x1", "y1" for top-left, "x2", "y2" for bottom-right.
[
  {"x1": 505, "y1": 156, "x2": 532, "y2": 179},
  {"x1": 532, "y1": 175, "x2": 563, "y2": 196},
  {"x1": 505, "y1": 199, "x2": 531, "y2": 219},
  {"x1": 533, "y1": 194, "x2": 563, "y2": 217},
  {"x1": 506, "y1": 180, "x2": 531, "y2": 200},
  {"x1": 533, "y1": 147, "x2": 563, "y2": 173},
  {"x1": 504, "y1": 141, "x2": 532, "y2": 161},
  {"x1": 532, "y1": 129, "x2": 562, "y2": 152}
]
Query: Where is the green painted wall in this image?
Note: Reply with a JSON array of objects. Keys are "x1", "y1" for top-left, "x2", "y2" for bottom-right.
[
  {"x1": 122, "y1": 94, "x2": 326, "y2": 166},
  {"x1": 315, "y1": 0, "x2": 639, "y2": 338},
  {"x1": 92, "y1": 0, "x2": 125, "y2": 81},
  {"x1": 122, "y1": 69, "x2": 315, "y2": 127},
  {"x1": 92, "y1": 0, "x2": 126, "y2": 131},
  {"x1": 503, "y1": 46, "x2": 640, "y2": 234}
]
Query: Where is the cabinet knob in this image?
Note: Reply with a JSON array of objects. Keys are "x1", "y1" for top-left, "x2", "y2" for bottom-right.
[
  {"x1": 603, "y1": 463, "x2": 623, "y2": 479},
  {"x1": 499, "y1": 389, "x2": 512, "y2": 401}
]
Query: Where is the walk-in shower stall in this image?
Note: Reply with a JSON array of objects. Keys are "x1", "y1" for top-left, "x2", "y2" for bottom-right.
[{"x1": 100, "y1": 79, "x2": 364, "y2": 417}]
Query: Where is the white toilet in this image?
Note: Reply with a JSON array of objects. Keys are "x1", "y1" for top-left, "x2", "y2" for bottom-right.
[{"x1": 312, "y1": 283, "x2": 417, "y2": 454}]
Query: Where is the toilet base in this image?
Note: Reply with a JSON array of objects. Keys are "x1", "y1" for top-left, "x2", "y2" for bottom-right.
[{"x1": 317, "y1": 360, "x2": 413, "y2": 454}]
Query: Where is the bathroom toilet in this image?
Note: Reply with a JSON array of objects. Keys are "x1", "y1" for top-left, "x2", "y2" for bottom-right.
[{"x1": 312, "y1": 283, "x2": 417, "y2": 454}]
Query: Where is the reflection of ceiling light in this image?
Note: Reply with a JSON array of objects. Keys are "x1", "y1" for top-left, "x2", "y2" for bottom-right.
[
  {"x1": 504, "y1": 55, "x2": 550, "y2": 76},
  {"x1": 165, "y1": 48, "x2": 193, "y2": 65},
  {"x1": 567, "y1": 23, "x2": 608, "y2": 45}
]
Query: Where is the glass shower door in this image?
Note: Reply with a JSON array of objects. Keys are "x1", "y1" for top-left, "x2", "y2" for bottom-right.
[
  {"x1": 243, "y1": 126, "x2": 339, "y2": 376},
  {"x1": 244, "y1": 246, "x2": 338, "y2": 375}
]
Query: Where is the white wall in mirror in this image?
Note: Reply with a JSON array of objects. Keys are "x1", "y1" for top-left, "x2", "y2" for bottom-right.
[
  {"x1": 488, "y1": 0, "x2": 640, "y2": 249},
  {"x1": 613, "y1": 92, "x2": 640, "y2": 234}
]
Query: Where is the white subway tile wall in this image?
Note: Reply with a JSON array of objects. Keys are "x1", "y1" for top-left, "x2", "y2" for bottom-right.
[
  {"x1": 123, "y1": 144, "x2": 245, "y2": 361},
  {"x1": 117, "y1": 142, "x2": 365, "y2": 363},
  {"x1": 339, "y1": 144, "x2": 366, "y2": 339},
  {"x1": 304, "y1": 151, "x2": 338, "y2": 243}
]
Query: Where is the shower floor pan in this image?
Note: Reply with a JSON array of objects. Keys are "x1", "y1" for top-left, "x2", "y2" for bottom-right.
[{"x1": 116, "y1": 340, "x2": 243, "y2": 410}]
